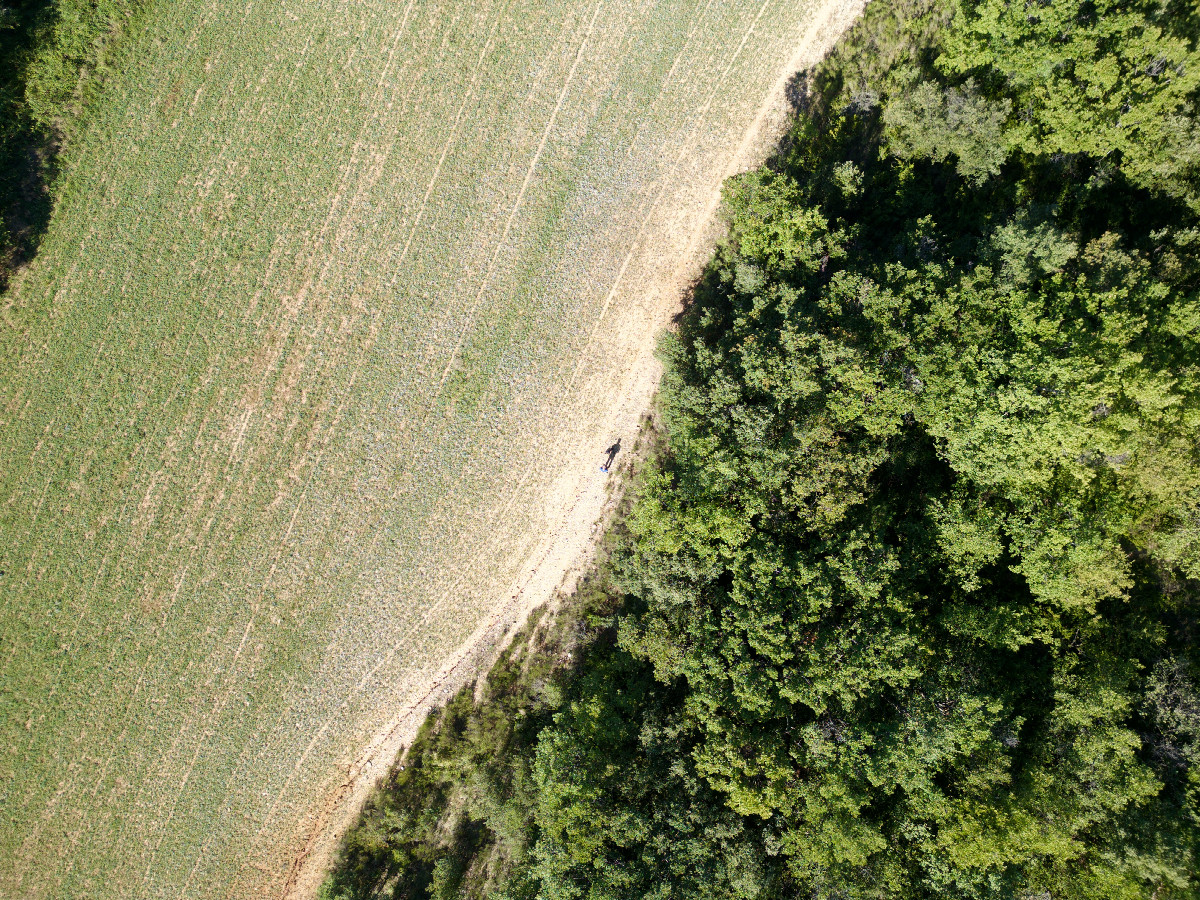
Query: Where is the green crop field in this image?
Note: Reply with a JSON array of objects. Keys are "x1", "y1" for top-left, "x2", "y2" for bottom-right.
[{"x1": 0, "y1": 0, "x2": 851, "y2": 896}]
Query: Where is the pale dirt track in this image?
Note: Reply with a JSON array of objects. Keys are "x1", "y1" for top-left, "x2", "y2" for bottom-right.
[{"x1": 284, "y1": 2, "x2": 865, "y2": 896}]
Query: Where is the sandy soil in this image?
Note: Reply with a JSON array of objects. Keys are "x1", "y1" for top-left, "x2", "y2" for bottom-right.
[{"x1": 280, "y1": 2, "x2": 866, "y2": 896}]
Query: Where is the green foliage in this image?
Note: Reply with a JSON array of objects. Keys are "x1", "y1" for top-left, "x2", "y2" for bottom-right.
[
  {"x1": 939, "y1": 0, "x2": 1200, "y2": 197},
  {"x1": 22, "y1": 0, "x2": 146, "y2": 133},
  {"x1": 882, "y1": 74, "x2": 1012, "y2": 181},
  {"x1": 596, "y1": 0, "x2": 1200, "y2": 888},
  {"x1": 529, "y1": 654, "x2": 780, "y2": 900}
]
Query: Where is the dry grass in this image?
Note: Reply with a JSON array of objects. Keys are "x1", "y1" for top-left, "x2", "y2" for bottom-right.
[{"x1": 0, "y1": 0, "x2": 859, "y2": 897}]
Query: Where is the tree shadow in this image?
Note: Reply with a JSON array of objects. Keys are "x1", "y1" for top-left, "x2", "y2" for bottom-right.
[
  {"x1": 784, "y1": 69, "x2": 817, "y2": 117},
  {"x1": 1, "y1": 128, "x2": 57, "y2": 288},
  {"x1": 0, "y1": 0, "x2": 64, "y2": 292}
]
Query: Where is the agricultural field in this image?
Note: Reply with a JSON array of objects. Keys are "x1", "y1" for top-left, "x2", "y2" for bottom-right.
[{"x1": 0, "y1": 0, "x2": 859, "y2": 897}]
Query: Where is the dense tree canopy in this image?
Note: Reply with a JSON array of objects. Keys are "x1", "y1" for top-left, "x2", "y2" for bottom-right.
[{"x1": 938, "y1": 0, "x2": 1200, "y2": 198}]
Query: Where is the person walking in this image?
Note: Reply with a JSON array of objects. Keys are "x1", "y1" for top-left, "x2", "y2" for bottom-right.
[{"x1": 599, "y1": 439, "x2": 620, "y2": 472}]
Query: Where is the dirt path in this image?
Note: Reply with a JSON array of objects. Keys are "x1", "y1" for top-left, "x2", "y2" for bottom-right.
[{"x1": 280, "y1": 2, "x2": 865, "y2": 897}]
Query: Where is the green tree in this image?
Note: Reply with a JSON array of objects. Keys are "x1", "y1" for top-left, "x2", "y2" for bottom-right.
[
  {"x1": 939, "y1": 0, "x2": 1200, "y2": 197},
  {"x1": 883, "y1": 73, "x2": 1012, "y2": 181}
]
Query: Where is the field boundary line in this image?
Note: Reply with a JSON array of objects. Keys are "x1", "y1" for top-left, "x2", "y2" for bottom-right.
[
  {"x1": 563, "y1": 0, "x2": 774, "y2": 399},
  {"x1": 277, "y1": 3, "x2": 866, "y2": 898},
  {"x1": 392, "y1": 0, "x2": 731, "y2": 661}
]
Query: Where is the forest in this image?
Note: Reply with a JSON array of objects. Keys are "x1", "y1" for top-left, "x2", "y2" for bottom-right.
[{"x1": 322, "y1": 0, "x2": 1200, "y2": 898}]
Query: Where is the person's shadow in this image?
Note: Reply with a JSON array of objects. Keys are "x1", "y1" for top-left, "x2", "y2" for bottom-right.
[{"x1": 601, "y1": 439, "x2": 621, "y2": 472}]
